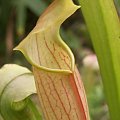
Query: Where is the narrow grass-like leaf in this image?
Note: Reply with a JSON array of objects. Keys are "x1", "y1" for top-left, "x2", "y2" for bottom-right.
[{"x1": 79, "y1": 0, "x2": 120, "y2": 119}]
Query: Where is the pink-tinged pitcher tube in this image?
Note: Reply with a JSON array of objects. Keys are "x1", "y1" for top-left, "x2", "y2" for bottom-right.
[
  {"x1": 14, "y1": 0, "x2": 90, "y2": 119},
  {"x1": 33, "y1": 66, "x2": 90, "y2": 120}
]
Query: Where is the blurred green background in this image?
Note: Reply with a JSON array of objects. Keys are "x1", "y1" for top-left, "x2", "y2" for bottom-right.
[{"x1": 0, "y1": 0, "x2": 120, "y2": 120}]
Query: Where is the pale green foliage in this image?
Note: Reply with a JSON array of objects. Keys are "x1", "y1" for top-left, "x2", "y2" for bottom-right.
[{"x1": 0, "y1": 64, "x2": 42, "y2": 120}]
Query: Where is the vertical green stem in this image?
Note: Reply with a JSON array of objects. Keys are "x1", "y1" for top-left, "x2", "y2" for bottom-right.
[
  {"x1": 25, "y1": 98, "x2": 42, "y2": 120},
  {"x1": 1, "y1": 98, "x2": 42, "y2": 120},
  {"x1": 78, "y1": 0, "x2": 120, "y2": 120}
]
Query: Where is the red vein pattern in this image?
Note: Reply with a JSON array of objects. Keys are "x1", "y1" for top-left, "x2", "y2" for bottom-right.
[
  {"x1": 15, "y1": 0, "x2": 90, "y2": 119},
  {"x1": 33, "y1": 66, "x2": 90, "y2": 120}
]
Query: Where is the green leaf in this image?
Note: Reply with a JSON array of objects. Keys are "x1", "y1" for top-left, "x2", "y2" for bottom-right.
[
  {"x1": 79, "y1": 0, "x2": 120, "y2": 119},
  {"x1": 25, "y1": 0, "x2": 47, "y2": 16},
  {"x1": 15, "y1": 1, "x2": 27, "y2": 36},
  {"x1": 14, "y1": 0, "x2": 47, "y2": 35},
  {"x1": 0, "y1": 114, "x2": 3, "y2": 120},
  {"x1": 0, "y1": 64, "x2": 42, "y2": 120}
]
